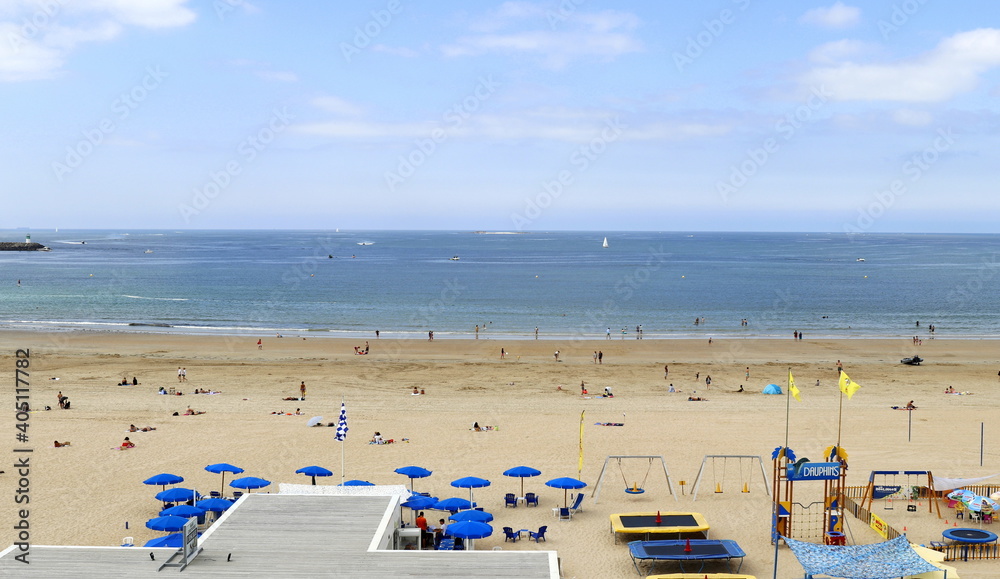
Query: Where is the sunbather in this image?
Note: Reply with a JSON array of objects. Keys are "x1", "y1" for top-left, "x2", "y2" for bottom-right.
[{"x1": 54, "y1": 440, "x2": 71, "y2": 447}]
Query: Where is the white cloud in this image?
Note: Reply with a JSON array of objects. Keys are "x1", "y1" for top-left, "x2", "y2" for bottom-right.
[
  {"x1": 310, "y1": 96, "x2": 365, "y2": 117},
  {"x1": 801, "y1": 28, "x2": 1000, "y2": 102},
  {"x1": 807, "y1": 39, "x2": 871, "y2": 64},
  {"x1": 0, "y1": 0, "x2": 194, "y2": 82},
  {"x1": 442, "y1": 4, "x2": 641, "y2": 69},
  {"x1": 800, "y1": 2, "x2": 861, "y2": 29},
  {"x1": 293, "y1": 107, "x2": 730, "y2": 143},
  {"x1": 891, "y1": 109, "x2": 933, "y2": 126}
]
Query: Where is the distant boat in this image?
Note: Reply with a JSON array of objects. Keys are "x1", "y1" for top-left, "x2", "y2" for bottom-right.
[
  {"x1": 856, "y1": 258, "x2": 865, "y2": 262},
  {"x1": 144, "y1": 249, "x2": 154, "y2": 254},
  {"x1": 449, "y1": 256, "x2": 460, "y2": 261},
  {"x1": 602, "y1": 237, "x2": 609, "y2": 248},
  {"x1": 357, "y1": 242, "x2": 374, "y2": 246}
]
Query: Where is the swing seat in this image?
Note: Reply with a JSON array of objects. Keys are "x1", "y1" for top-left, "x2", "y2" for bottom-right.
[{"x1": 625, "y1": 485, "x2": 645, "y2": 495}]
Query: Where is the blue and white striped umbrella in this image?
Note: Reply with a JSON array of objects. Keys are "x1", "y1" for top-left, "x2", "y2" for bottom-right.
[{"x1": 335, "y1": 402, "x2": 349, "y2": 441}]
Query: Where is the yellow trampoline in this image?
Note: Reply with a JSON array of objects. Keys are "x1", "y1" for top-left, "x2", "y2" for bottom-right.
[{"x1": 610, "y1": 512, "x2": 710, "y2": 544}]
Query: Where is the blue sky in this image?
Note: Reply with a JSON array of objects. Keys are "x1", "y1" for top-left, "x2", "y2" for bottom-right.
[{"x1": 2, "y1": 0, "x2": 998, "y2": 232}]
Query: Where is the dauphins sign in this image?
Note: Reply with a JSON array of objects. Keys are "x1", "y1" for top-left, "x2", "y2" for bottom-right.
[{"x1": 787, "y1": 462, "x2": 841, "y2": 481}]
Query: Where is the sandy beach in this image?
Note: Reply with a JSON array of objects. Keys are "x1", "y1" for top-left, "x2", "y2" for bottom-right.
[{"x1": 1, "y1": 331, "x2": 998, "y2": 578}]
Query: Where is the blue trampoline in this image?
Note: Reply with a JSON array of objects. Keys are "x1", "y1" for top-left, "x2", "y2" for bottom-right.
[{"x1": 627, "y1": 539, "x2": 745, "y2": 575}]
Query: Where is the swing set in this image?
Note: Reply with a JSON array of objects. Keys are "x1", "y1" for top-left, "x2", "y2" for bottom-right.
[
  {"x1": 591, "y1": 455, "x2": 676, "y2": 504},
  {"x1": 691, "y1": 455, "x2": 771, "y2": 500},
  {"x1": 860, "y1": 470, "x2": 942, "y2": 517}
]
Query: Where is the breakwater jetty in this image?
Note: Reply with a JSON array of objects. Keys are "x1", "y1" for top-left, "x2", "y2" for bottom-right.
[{"x1": 0, "y1": 242, "x2": 50, "y2": 251}]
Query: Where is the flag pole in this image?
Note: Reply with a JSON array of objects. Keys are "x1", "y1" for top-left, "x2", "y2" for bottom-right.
[
  {"x1": 837, "y1": 390, "x2": 844, "y2": 447},
  {"x1": 340, "y1": 396, "x2": 346, "y2": 485},
  {"x1": 784, "y1": 367, "x2": 791, "y2": 449}
]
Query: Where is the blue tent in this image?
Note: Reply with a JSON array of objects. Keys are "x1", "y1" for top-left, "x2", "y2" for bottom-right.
[
  {"x1": 762, "y1": 384, "x2": 782, "y2": 395},
  {"x1": 785, "y1": 535, "x2": 940, "y2": 578}
]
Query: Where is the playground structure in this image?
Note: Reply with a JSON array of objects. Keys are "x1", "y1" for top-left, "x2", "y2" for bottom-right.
[
  {"x1": 772, "y1": 445, "x2": 848, "y2": 545},
  {"x1": 591, "y1": 455, "x2": 676, "y2": 504},
  {"x1": 691, "y1": 455, "x2": 771, "y2": 500},
  {"x1": 860, "y1": 470, "x2": 942, "y2": 518}
]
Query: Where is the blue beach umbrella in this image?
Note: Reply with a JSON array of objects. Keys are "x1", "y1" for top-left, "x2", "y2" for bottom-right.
[
  {"x1": 394, "y1": 466, "x2": 433, "y2": 492},
  {"x1": 295, "y1": 466, "x2": 334, "y2": 485},
  {"x1": 502, "y1": 466, "x2": 541, "y2": 496},
  {"x1": 145, "y1": 515, "x2": 189, "y2": 532},
  {"x1": 155, "y1": 488, "x2": 201, "y2": 504},
  {"x1": 143, "y1": 473, "x2": 184, "y2": 491},
  {"x1": 230, "y1": 476, "x2": 271, "y2": 491},
  {"x1": 433, "y1": 497, "x2": 473, "y2": 512},
  {"x1": 205, "y1": 463, "x2": 244, "y2": 495},
  {"x1": 401, "y1": 495, "x2": 439, "y2": 510},
  {"x1": 144, "y1": 533, "x2": 186, "y2": 548},
  {"x1": 159, "y1": 505, "x2": 205, "y2": 518},
  {"x1": 449, "y1": 509, "x2": 494, "y2": 523},
  {"x1": 338, "y1": 479, "x2": 375, "y2": 486},
  {"x1": 445, "y1": 520, "x2": 493, "y2": 549},
  {"x1": 451, "y1": 476, "x2": 491, "y2": 503},
  {"x1": 195, "y1": 498, "x2": 233, "y2": 513},
  {"x1": 545, "y1": 477, "x2": 587, "y2": 508}
]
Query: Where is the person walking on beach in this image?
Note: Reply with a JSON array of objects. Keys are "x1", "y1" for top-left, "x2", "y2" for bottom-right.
[
  {"x1": 606, "y1": 327, "x2": 611, "y2": 340},
  {"x1": 257, "y1": 339, "x2": 262, "y2": 350},
  {"x1": 181, "y1": 368, "x2": 187, "y2": 382},
  {"x1": 300, "y1": 381, "x2": 306, "y2": 400},
  {"x1": 745, "y1": 367, "x2": 750, "y2": 380},
  {"x1": 475, "y1": 325, "x2": 479, "y2": 339},
  {"x1": 375, "y1": 330, "x2": 379, "y2": 339},
  {"x1": 500, "y1": 348, "x2": 506, "y2": 360},
  {"x1": 837, "y1": 360, "x2": 843, "y2": 374},
  {"x1": 554, "y1": 350, "x2": 560, "y2": 362},
  {"x1": 593, "y1": 351, "x2": 598, "y2": 364},
  {"x1": 705, "y1": 375, "x2": 712, "y2": 388},
  {"x1": 598, "y1": 351, "x2": 603, "y2": 364},
  {"x1": 534, "y1": 327, "x2": 538, "y2": 340},
  {"x1": 664, "y1": 365, "x2": 669, "y2": 379},
  {"x1": 428, "y1": 331, "x2": 434, "y2": 341},
  {"x1": 178, "y1": 367, "x2": 183, "y2": 382}
]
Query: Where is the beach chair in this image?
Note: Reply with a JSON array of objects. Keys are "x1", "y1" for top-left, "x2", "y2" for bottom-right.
[
  {"x1": 504, "y1": 493, "x2": 517, "y2": 508},
  {"x1": 525, "y1": 492, "x2": 539, "y2": 507},
  {"x1": 437, "y1": 538, "x2": 454, "y2": 550},
  {"x1": 210, "y1": 491, "x2": 222, "y2": 498},
  {"x1": 232, "y1": 491, "x2": 243, "y2": 502},
  {"x1": 569, "y1": 492, "x2": 584, "y2": 514},
  {"x1": 502, "y1": 527, "x2": 519, "y2": 542},
  {"x1": 558, "y1": 507, "x2": 572, "y2": 521},
  {"x1": 121, "y1": 537, "x2": 134, "y2": 547},
  {"x1": 529, "y1": 526, "x2": 547, "y2": 542}
]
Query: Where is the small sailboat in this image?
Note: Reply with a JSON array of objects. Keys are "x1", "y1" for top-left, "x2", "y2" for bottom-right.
[
  {"x1": 602, "y1": 237, "x2": 609, "y2": 248},
  {"x1": 449, "y1": 255, "x2": 460, "y2": 261},
  {"x1": 144, "y1": 249, "x2": 154, "y2": 254}
]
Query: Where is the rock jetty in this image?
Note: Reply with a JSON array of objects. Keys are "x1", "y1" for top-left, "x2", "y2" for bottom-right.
[{"x1": 0, "y1": 242, "x2": 50, "y2": 251}]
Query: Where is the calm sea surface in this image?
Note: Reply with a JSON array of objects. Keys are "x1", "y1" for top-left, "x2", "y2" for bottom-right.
[{"x1": 1, "y1": 230, "x2": 998, "y2": 339}]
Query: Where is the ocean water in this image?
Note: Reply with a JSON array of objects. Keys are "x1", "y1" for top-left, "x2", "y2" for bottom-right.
[{"x1": 1, "y1": 230, "x2": 998, "y2": 339}]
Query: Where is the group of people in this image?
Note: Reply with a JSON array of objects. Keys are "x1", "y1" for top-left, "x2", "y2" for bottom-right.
[
  {"x1": 415, "y1": 512, "x2": 461, "y2": 549},
  {"x1": 592, "y1": 351, "x2": 604, "y2": 364},
  {"x1": 411, "y1": 387, "x2": 425, "y2": 395},
  {"x1": 57, "y1": 391, "x2": 70, "y2": 409},
  {"x1": 354, "y1": 343, "x2": 370, "y2": 355},
  {"x1": 118, "y1": 377, "x2": 138, "y2": 385},
  {"x1": 177, "y1": 367, "x2": 187, "y2": 381}
]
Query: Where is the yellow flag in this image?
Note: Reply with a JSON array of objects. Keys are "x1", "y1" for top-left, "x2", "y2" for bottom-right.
[
  {"x1": 839, "y1": 371, "x2": 861, "y2": 399},
  {"x1": 578, "y1": 410, "x2": 585, "y2": 475},
  {"x1": 789, "y1": 371, "x2": 801, "y2": 402}
]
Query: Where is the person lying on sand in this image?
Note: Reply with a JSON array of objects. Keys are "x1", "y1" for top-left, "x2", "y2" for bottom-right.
[
  {"x1": 688, "y1": 396, "x2": 707, "y2": 401},
  {"x1": 129, "y1": 424, "x2": 156, "y2": 432},
  {"x1": 184, "y1": 407, "x2": 206, "y2": 415},
  {"x1": 54, "y1": 440, "x2": 71, "y2": 447}
]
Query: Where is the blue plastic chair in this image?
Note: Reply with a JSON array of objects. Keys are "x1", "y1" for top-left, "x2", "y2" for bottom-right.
[
  {"x1": 504, "y1": 493, "x2": 517, "y2": 508},
  {"x1": 529, "y1": 525, "x2": 547, "y2": 542},
  {"x1": 503, "y1": 527, "x2": 519, "y2": 542},
  {"x1": 525, "y1": 492, "x2": 539, "y2": 507},
  {"x1": 558, "y1": 507, "x2": 571, "y2": 521}
]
